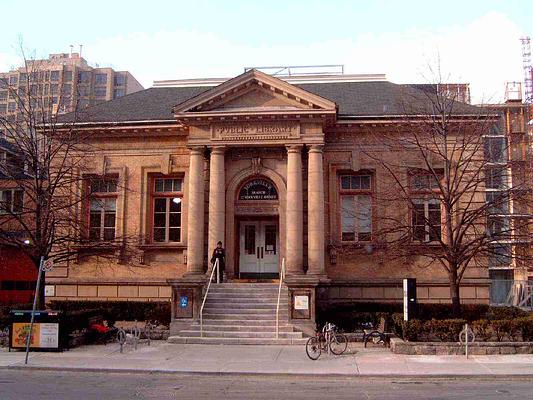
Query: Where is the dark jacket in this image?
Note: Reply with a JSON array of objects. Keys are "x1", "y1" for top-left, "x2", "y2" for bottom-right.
[{"x1": 210, "y1": 247, "x2": 225, "y2": 271}]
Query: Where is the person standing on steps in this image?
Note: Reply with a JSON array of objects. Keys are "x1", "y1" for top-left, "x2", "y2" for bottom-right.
[{"x1": 210, "y1": 241, "x2": 225, "y2": 283}]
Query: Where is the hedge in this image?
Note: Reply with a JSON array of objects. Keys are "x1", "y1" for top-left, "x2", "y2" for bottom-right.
[
  {"x1": 47, "y1": 300, "x2": 171, "y2": 327},
  {"x1": 317, "y1": 303, "x2": 530, "y2": 332},
  {"x1": 392, "y1": 314, "x2": 533, "y2": 342}
]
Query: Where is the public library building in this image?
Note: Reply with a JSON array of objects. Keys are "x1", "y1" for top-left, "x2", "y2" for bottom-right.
[{"x1": 45, "y1": 69, "x2": 490, "y2": 333}]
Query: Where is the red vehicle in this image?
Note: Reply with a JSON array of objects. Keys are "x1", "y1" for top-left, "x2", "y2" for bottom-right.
[{"x1": 0, "y1": 247, "x2": 37, "y2": 304}]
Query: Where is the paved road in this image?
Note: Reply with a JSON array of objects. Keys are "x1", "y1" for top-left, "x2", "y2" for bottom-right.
[{"x1": 0, "y1": 370, "x2": 532, "y2": 399}]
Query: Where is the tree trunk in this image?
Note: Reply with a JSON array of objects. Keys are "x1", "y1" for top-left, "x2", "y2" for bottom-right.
[{"x1": 449, "y1": 269, "x2": 461, "y2": 317}]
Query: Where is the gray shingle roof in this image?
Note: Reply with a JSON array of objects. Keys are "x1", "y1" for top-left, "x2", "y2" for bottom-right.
[{"x1": 64, "y1": 80, "x2": 483, "y2": 124}]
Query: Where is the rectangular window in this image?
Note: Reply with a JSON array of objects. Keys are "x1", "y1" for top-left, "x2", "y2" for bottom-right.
[
  {"x1": 95, "y1": 73, "x2": 107, "y2": 85},
  {"x1": 484, "y1": 136, "x2": 507, "y2": 164},
  {"x1": 485, "y1": 167, "x2": 506, "y2": 189},
  {"x1": 151, "y1": 177, "x2": 183, "y2": 243},
  {"x1": 62, "y1": 83, "x2": 72, "y2": 94},
  {"x1": 412, "y1": 199, "x2": 441, "y2": 242},
  {"x1": 88, "y1": 177, "x2": 118, "y2": 241},
  {"x1": 0, "y1": 189, "x2": 23, "y2": 214},
  {"x1": 339, "y1": 174, "x2": 372, "y2": 242},
  {"x1": 78, "y1": 71, "x2": 91, "y2": 83},
  {"x1": 94, "y1": 87, "x2": 107, "y2": 97},
  {"x1": 50, "y1": 70, "x2": 60, "y2": 82},
  {"x1": 114, "y1": 75, "x2": 126, "y2": 86},
  {"x1": 113, "y1": 88, "x2": 125, "y2": 98}
]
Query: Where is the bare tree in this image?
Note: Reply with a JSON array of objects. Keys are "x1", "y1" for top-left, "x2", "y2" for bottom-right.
[
  {"x1": 0, "y1": 49, "x2": 132, "y2": 307},
  {"x1": 343, "y1": 77, "x2": 532, "y2": 316}
]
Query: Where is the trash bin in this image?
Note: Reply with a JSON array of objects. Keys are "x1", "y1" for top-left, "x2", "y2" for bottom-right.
[{"x1": 9, "y1": 310, "x2": 64, "y2": 351}]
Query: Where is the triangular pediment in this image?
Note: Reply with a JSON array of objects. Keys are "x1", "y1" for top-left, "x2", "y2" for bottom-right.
[{"x1": 173, "y1": 69, "x2": 337, "y2": 118}]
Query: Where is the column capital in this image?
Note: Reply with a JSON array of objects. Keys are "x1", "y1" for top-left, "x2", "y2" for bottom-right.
[
  {"x1": 189, "y1": 146, "x2": 205, "y2": 155},
  {"x1": 286, "y1": 145, "x2": 303, "y2": 154},
  {"x1": 209, "y1": 145, "x2": 226, "y2": 155},
  {"x1": 308, "y1": 144, "x2": 324, "y2": 153}
]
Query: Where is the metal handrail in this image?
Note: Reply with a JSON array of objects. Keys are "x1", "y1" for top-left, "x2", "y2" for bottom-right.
[
  {"x1": 200, "y1": 258, "x2": 219, "y2": 338},
  {"x1": 276, "y1": 258, "x2": 286, "y2": 339}
]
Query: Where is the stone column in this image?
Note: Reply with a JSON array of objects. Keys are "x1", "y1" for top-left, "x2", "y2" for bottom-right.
[
  {"x1": 208, "y1": 146, "x2": 225, "y2": 271},
  {"x1": 307, "y1": 145, "x2": 325, "y2": 275},
  {"x1": 286, "y1": 145, "x2": 304, "y2": 274},
  {"x1": 186, "y1": 147, "x2": 205, "y2": 275}
]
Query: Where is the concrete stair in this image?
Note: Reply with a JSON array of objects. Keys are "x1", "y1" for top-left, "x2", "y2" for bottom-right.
[{"x1": 168, "y1": 282, "x2": 308, "y2": 345}]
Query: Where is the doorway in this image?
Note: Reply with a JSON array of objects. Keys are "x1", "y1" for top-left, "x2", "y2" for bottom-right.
[{"x1": 238, "y1": 219, "x2": 279, "y2": 279}]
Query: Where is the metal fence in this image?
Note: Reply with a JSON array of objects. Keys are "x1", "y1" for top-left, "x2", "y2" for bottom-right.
[{"x1": 489, "y1": 279, "x2": 533, "y2": 309}]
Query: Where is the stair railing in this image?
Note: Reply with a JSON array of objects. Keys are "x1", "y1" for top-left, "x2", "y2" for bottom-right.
[
  {"x1": 200, "y1": 258, "x2": 219, "y2": 338},
  {"x1": 276, "y1": 258, "x2": 286, "y2": 339}
]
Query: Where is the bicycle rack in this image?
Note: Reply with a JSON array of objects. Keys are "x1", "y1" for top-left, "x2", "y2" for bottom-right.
[{"x1": 116, "y1": 322, "x2": 153, "y2": 353}]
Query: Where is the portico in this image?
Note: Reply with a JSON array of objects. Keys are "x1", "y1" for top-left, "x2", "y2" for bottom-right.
[{"x1": 169, "y1": 69, "x2": 335, "y2": 330}]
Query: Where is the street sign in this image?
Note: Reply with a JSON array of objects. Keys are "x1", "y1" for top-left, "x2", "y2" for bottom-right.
[{"x1": 42, "y1": 259, "x2": 54, "y2": 272}]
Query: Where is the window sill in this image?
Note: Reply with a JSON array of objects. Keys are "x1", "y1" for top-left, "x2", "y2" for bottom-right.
[{"x1": 139, "y1": 243, "x2": 187, "y2": 250}]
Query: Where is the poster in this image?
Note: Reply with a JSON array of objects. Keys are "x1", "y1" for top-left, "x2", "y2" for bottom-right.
[
  {"x1": 294, "y1": 295, "x2": 309, "y2": 310},
  {"x1": 11, "y1": 322, "x2": 59, "y2": 349}
]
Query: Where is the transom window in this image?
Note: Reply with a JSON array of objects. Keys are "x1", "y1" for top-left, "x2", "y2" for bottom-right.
[
  {"x1": 152, "y1": 177, "x2": 183, "y2": 243},
  {"x1": 89, "y1": 177, "x2": 118, "y2": 241},
  {"x1": 0, "y1": 189, "x2": 23, "y2": 214},
  {"x1": 339, "y1": 174, "x2": 372, "y2": 242}
]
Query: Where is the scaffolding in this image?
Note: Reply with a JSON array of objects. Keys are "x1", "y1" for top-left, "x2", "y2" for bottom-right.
[{"x1": 521, "y1": 37, "x2": 532, "y2": 104}]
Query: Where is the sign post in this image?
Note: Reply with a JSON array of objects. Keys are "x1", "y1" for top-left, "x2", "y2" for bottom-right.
[
  {"x1": 24, "y1": 256, "x2": 52, "y2": 364},
  {"x1": 403, "y1": 278, "x2": 417, "y2": 321}
]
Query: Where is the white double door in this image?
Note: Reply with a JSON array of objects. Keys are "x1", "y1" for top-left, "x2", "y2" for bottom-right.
[{"x1": 239, "y1": 220, "x2": 279, "y2": 275}]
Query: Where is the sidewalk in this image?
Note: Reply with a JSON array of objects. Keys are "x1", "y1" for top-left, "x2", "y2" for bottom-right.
[{"x1": 1, "y1": 341, "x2": 533, "y2": 377}]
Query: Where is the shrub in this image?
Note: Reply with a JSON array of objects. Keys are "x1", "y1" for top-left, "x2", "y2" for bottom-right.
[
  {"x1": 516, "y1": 317, "x2": 533, "y2": 341},
  {"x1": 472, "y1": 320, "x2": 491, "y2": 341},
  {"x1": 491, "y1": 319, "x2": 522, "y2": 342},
  {"x1": 485, "y1": 306, "x2": 529, "y2": 321},
  {"x1": 425, "y1": 319, "x2": 467, "y2": 342},
  {"x1": 47, "y1": 301, "x2": 171, "y2": 326}
]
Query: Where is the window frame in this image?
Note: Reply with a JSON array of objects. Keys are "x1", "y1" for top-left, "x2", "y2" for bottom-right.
[
  {"x1": 150, "y1": 176, "x2": 184, "y2": 244},
  {"x1": 339, "y1": 173, "x2": 373, "y2": 243},
  {"x1": 0, "y1": 188, "x2": 24, "y2": 215},
  {"x1": 409, "y1": 169, "x2": 443, "y2": 243},
  {"x1": 87, "y1": 176, "x2": 118, "y2": 242}
]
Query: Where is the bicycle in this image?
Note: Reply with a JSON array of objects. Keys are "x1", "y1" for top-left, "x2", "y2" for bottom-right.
[
  {"x1": 306, "y1": 322, "x2": 348, "y2": 360},
  {"x1": 359, "y1": 319, "x2": 389, "y2": 348}
]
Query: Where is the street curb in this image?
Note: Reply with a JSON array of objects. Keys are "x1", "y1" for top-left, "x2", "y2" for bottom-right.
[{"x1": 3, "y1": 365, "x2": 533, "y2": 379}]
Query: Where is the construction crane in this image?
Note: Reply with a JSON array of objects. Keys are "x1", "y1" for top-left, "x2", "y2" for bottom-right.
[{"x1": 521, "y1": 36, "x2": 532, "y2": 104}]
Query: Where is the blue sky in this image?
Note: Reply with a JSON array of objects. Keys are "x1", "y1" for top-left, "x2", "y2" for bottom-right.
[{"x1": 1, "y1": 0, "x2": 532, "y2": 102}]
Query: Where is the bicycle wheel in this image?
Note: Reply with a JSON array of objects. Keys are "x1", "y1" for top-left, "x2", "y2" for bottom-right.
[
  {"x1": 364, "y1": 331, "x2": 384, "y2": 348},
  {"x1": 306, "y1": 336, "x2": 321, "y2": 360},
  {"x1": 329, "y1": 333, "x2": 348, "y2": 355}
]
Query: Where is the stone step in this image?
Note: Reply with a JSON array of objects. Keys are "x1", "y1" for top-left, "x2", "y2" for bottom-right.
[
  {"x1": 178, "y1": 330, "x2": 303, "y2": 339},
  {"x1": 203, "y1": 302, "x2": 280, "y2": 309},
  {"x1": 206, "y1": 290, "x2": 286, "y2": 296},
  {"x1": 190, "y1": 324, "x2": 295, "y2": 332},
  {"x1": 167, "y1": 336, "x2": 308, "y2": 345},
  {"x1": 203, "y1": 314, "x2": 289, "y2": 324},
  {"x1": 207, "y1": 293, "x2": 285, "y2": 299},
  {"x1": 194, "y1": 318, "x2": 281, "y2": 326},
  {"x1": 203, "y1": 308, "x2": 289, "y2": 315}
]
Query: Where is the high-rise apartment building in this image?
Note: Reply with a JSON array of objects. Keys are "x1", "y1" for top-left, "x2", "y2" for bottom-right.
[{"x1": 0, "y1": 52, "x2": 143, "y2": 116}]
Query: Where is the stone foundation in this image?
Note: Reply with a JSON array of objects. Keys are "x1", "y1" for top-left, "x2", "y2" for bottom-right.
[{"x1": 390, "y1": 337, "x2": 533, "y2": 355}]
